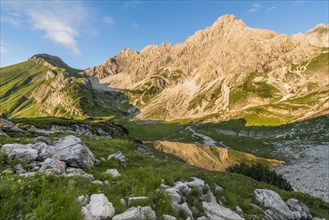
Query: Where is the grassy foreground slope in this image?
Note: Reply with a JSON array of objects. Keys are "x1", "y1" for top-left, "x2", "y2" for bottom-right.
[{"x1": 0, "y1": 130, "x2": 328, "y2": 219}]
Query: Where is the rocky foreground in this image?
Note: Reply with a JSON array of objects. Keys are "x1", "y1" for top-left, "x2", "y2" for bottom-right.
[{"x1": 1, "y1": 133, "x2": 327, "y2": 220}]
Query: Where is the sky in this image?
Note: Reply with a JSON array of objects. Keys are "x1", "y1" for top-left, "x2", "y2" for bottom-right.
[{"x1": 0, "y1": 1, "x2": 328, "y2": 69}]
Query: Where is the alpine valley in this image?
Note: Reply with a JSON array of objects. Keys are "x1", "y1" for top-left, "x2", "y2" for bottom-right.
[{"x1": 0, "y1": 15, "x2": 328, "y2": 220}]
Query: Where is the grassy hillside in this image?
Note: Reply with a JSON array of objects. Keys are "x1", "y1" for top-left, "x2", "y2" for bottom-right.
[
  {"x1": 0, "y1": 57, "x2": 136, "y2": 119},
  {"x1": 0, "y1": 60, "x2": 49, "y2": 116}
]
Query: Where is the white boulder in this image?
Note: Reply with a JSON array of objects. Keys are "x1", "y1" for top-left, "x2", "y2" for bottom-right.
[
  {"x1": 112, "y1": 206, "x2": 156, "y2": 220},
  {"x1": 53, "y1": 135, "x2": 97, "y2": 168}
]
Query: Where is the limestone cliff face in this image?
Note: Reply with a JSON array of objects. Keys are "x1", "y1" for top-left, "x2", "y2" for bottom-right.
[{"x1": 84, "y1": 15, "x2": 329, "y2": 124}]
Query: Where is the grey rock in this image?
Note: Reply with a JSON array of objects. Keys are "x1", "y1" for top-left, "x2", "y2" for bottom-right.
[
  {"x1": 100, "y1": 157, "x2": 106, "y2": 161},
  {"x1": 31, "y1": 166, "x2": 40, "y2": 172},
  {"x1": 196, "y1": 217, "x2": 209, "y2": 220},
  {"x1": 163, "y1": 214, "x2": 177, "y2": 220},
  {"x1": 85, "y1": 194, "x2": 115, "y2": 219},
  {"x1": 104, "y1": 169, "x2": 121, "y2": 178},
  {"x1": 78, "y1": 195, "x2": 90, "y2": 207},
  {"x1": 221, "y1": 196, "x2": 227, "y2": 203},
  {"x1": 202, "y1": 202, "x2": 244, "y2": 220},
  {"x1": 107, "y1": 151, "x2": 126, "y2": 168},
  {"x1": 64, "y1": 167, "x2": 94, "y2": 180},
  {"x1": 28, "y1": 126, "x2": 53, "y2": 136},
  {"x1": 19, "y1": 172, "x2": 37, "y2": 178},
  {"x1": 188, "y1": 177, "x2": 205, "y2": 189},
  {"x1": 2, "y1": 144, "x2": 38, "y2": 163},
  {"x1": 32, "y1": 136, "x2": 51, "y2": 145},
  {"x1": 0, "y1": 129, "x2": 9, "y2": 137},
  {"x1": 30, "y1": 142, "x2": 56, "y2": 161},
  {"x1": 91, "y1": 180, "x2": 104, "y2": 185},
  {"x1": 15, "y1": 164, "x2": 26, "y2": 174},
  {"x1": 40, "y1": 158, "x2": 66, "y2": 174},
  {"x1": 127, "y1": 196, "x2": 148, "y2": 206},
  {"x1": 165, "y1": 187, "x2": 182, "y2": 203},
  {"x1": 82, "y1": 206, "x2": 94, "y2": 220},
  {"x1": 203, "y1": 190, "x2": 217, "y2": 203},
  {"x1": 159, "y1": 183, "x2": 170, "y2": 190},
  {"x1": 286, "y1": 198, "x2": 311, "y2": 219},
  {"x1": 214, "y1": 183, "x2": 223, "y2": 193},
  {"x1": 172, "y1": 202, "x2": 193, "y2": 219},
  {"x1": 175, "y1": 181, "x2": 192, "y2": 195},
  {"x1": 53, "y1": 135, "x2": 97, "y2": 168},
  {"x1": 254, "y1": 189, "x2": 294, "y2": 220},
  {"x1": 0, "y1": 118, "x2": 23, "y2": 132},
  {"x1": 112, "y1": 206, "x2": 156, "y2": 220},
  {"x1": 235, "y1": 206, "x2": 244, "y2": 216}
]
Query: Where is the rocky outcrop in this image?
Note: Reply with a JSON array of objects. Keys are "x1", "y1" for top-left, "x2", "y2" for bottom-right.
[
  {"x1": 160, "y1": 177, "x2": 243, "y2": 220},
  {"x1": 1, "y1": 136, "x2": 97, "y2": 178},
  {"x1": 254, "y1": 189, "x2": 313, "y2": 220},
  {"x1": 0, "y1": 117, "x2": 23, "y2": 134}
]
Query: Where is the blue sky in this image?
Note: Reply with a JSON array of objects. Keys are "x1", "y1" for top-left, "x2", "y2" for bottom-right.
[{"x1": 1, "y1": 1, "x2": 328, "y2": 69}]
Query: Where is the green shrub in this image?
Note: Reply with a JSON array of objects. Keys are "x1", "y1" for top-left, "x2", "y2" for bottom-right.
[{"x1": 226, "y1": 163, "x2": 293, "y2": 191}]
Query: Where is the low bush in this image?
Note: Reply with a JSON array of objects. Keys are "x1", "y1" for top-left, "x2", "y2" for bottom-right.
[{"x1": 226, "y1": 163, "x2": 293, "y2": 191}]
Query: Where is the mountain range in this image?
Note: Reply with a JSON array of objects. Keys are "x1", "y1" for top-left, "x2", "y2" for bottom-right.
[{"x1": 1, "y1": 14, "x2": 328, "y2": 126}]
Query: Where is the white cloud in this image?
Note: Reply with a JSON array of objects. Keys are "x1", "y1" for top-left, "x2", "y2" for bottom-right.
[
  {"x1": 103, "y1": 16, "x2": 114, "y2": 25},
  {"x1": 131, "y1": 22, "x2": 139, "y2": 29},
  {"x1": 266, "y1": 6, "x2": 276, "y2": 12},
  {"x1": 1, "y1": 1, "x2": 92, "y2": 54},
  {"x1": 250, "y1": 3, "x2": 261, "y2": 13}
]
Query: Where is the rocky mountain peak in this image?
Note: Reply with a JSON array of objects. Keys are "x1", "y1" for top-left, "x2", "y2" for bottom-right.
[
  {"x1": 29, "y1": 53, "x2": 70, "y2": 69},
  {"x1": 212, "y1": 14, "x2": 245, "y2": 28},
  {"x1": 305, "y1": 23, "x2": 329, "y2": 47}
]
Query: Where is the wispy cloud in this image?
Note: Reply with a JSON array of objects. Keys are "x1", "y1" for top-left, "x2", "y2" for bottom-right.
[
  {"x1": 1, "y1": 1, "x2": 92, "y2": 54},
  {"x1": 0, "y1": 15, "x2": 22, "y2": 26},
  {"x1": 250, "y1": 3, "x2": 261, "y2": 13},
  {"x1": 0, "y1": 41, "x2": 9, "y2": 54},
  {"x1": 131, "y1": 22, "x2": 139, "y2": 29},
  {"x1": 124, "y1": 1, "x2": 141, "y2": 8},
  {"x1": 103, "y1": 16, "x2": 114, "y2": 26},
  {"x1": 266, "y1": 6, "x2": 276, "y2": 12}
]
